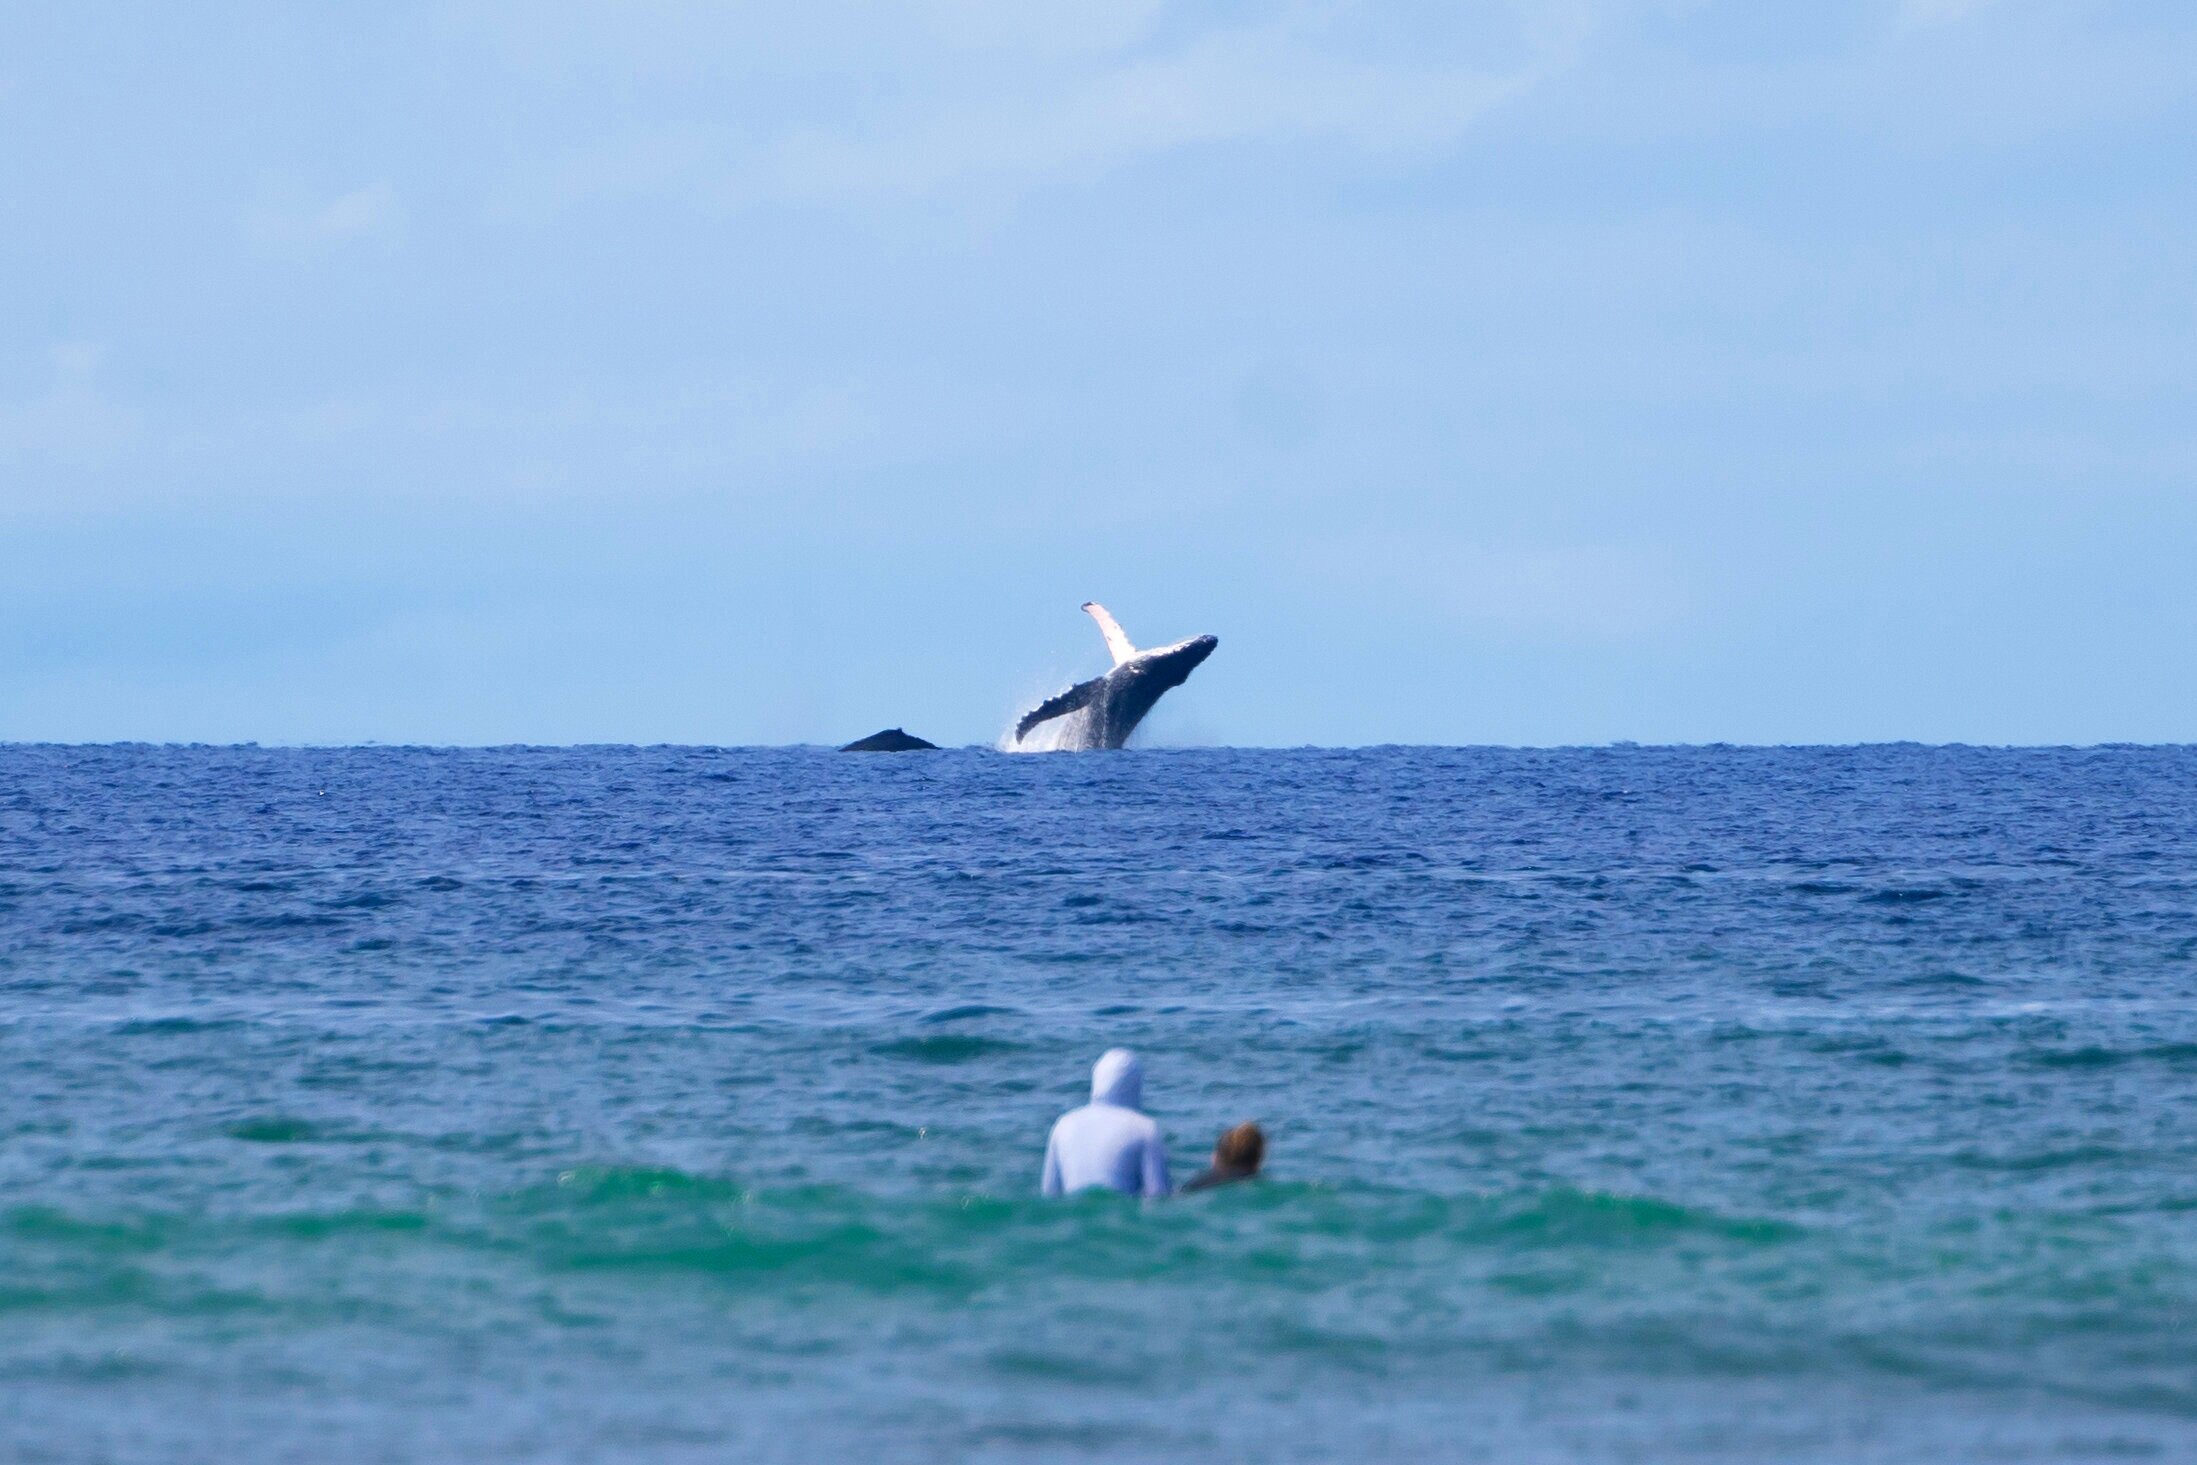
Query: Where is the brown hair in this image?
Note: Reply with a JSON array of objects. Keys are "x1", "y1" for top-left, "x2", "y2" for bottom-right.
[{"x1": 1214, "y1": 1122, "x2": 1265, "y2": 1173}]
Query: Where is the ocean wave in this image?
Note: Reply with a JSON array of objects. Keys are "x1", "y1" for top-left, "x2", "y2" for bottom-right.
[{"x1": 0, "y1": 1181, "x2": 1803, "y2": 1302}]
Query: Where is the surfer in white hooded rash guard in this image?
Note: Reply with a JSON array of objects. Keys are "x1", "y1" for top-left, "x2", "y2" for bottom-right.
[{"x1": 1040, "y1": 1049, "x2": 1171, "y2": 1198}]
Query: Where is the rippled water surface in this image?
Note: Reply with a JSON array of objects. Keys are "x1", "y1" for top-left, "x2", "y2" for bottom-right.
[{"x1": 5, "y1": 744, "x2": 2197, "y2": 1462}]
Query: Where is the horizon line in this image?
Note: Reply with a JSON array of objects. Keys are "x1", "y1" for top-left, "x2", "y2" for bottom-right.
[{"x1": 4, "y1": 740, "x2": 2193, "y2": 754}]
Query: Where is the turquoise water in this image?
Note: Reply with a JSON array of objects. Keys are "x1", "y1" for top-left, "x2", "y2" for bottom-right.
[{"x1": 5, "y1": 744, "x2": 2197, "y2": 1461}]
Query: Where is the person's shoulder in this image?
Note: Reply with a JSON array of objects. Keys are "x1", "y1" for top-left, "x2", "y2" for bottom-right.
[
  {"x1": 1051, "y1": 1102, "x2": 1102, "y2": 1132},
  {"x1": 1179, "y1": 1167, "x2": 1252, "y2": 1193}
]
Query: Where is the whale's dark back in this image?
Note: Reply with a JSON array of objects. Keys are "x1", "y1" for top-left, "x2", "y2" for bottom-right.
[{"x1": 1092, "y1": 635, "x2": 1218, "y2": 749}]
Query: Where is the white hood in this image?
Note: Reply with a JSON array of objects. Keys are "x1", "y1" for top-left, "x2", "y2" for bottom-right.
[{"x1": 1089, "y1": 1048, "x2": 1143, "y2": 1109}]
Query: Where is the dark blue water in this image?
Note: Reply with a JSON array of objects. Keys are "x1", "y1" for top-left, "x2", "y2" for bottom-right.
[{"x1": 5, "y1": 744, "x2": 2197, "y2": 1462}]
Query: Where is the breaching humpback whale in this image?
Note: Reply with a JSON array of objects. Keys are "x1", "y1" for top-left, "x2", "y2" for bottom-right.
[{"x1": 1014, "y1": 603, "x2": 1218, "y2": 750}]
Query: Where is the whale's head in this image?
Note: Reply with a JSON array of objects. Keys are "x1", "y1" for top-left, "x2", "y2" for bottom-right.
[{"x1": 1141, "y1": 633, "x2": 1217, "y2": 690}]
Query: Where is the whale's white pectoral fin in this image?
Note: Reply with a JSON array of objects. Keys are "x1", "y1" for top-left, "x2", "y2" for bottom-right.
[
  {"x1": 1016, "y1": 676, "x2": 1103, "y2": 742},
  {"x1": 1082, "y1": 602, "x2": 1137, "y2": 667}
]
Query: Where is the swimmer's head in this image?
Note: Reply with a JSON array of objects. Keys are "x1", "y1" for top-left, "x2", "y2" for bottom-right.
[
  {"x1": 1213, "y1": 1121, "x2": 1264, "y2": 1174},
  {"x1": 1090, "y1": 1048, "x2": 1144, "y2": 1109}
]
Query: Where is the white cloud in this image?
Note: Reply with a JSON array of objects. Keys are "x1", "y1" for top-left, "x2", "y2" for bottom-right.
[
  {"x1": 758, "y1": 31, "x2": 1537, "y2": 202},
  {"x1": 280, "y1": 397, "x2": 387, "y2": 442},
  {"x1": 0, "y1": 343, "x2": 139, "y2": 487},
  {"x1": 487, "y1": 4, "x2": 1587, "y2": 215},
  {"x1": 445, "y1": 0, "x2": 1180, "y2": 84},
  {"x1": 244, "y1": 179, "x2": 406, "y2": 254},
  {"x1": 1898, "y1": 0, "x2": 2001, "y2": 28},
  {"x1": 313, "y1": 181, "x2": 405, "y2": 239},
  {"x1": 1312, "y1": 531, "x2": 1694, "y2": 640}
]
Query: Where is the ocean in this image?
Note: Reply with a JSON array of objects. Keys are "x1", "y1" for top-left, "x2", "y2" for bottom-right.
[{"x1": 4, "y1": 743, "x2": 2196, "y2": 1462}]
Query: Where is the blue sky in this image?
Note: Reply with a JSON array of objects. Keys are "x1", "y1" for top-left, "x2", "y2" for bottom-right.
[{"x1": 3, "y1": 0, "x2": 2193, "y2": 746}]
